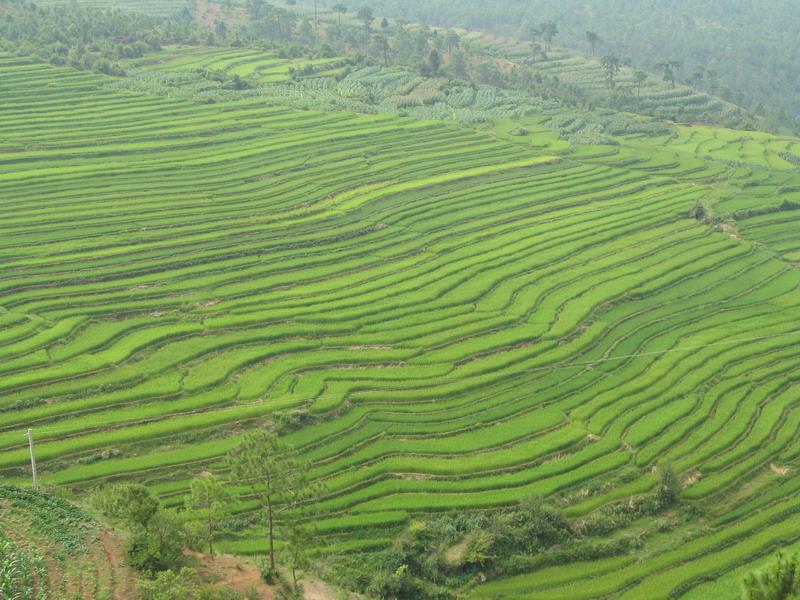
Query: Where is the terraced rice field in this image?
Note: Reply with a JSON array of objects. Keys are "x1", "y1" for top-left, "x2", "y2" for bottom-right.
[
  {"x1": 458, "y1": 30, "x2": 732, "y2": 123},
  {"x1": 33, "y1": 0, "x2": 189, "y2": 16},
  {"x1": 134, "y1": 46, "x2": 347, "y2": 84},
  {"x1": 275, "y1": 0, "x2": 731, "y2": 124},
  {"x1": 2, "y1": 52, "x2": 800, "y2": 598}
]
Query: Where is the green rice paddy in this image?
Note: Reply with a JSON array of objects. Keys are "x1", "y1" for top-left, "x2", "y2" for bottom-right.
[
  {"x1": 33, "y1": 0, "x2": 188, "y2": 16},
  {"x1": 133, "y1": 45, "x2": 348, "y2": 84},
  {"x1": 2, "y1": 52, "x2": 800, "y2": 598}
]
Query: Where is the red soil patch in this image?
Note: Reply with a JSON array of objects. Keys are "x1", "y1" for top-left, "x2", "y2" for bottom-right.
[
  {"x1": 195, "y1": 0, "x2": 249, "y2": 32},
  {"x1": 195, "y1": 0, "x2": 223, "y2": 31},
  {"x1": 186, "y1": 551, "x2": 354, "y2": 600},
  {"x1": 187, "y1": 550, "x2": 275, "y2": 599}
]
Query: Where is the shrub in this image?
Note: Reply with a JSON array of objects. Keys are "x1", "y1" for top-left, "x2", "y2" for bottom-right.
[
  {"x1": 139, "y1": 568, "x2": 198, "y2": 600},
  {"x1": 462, "y1": 530, "x2": 496, "y2": 568},
  {"x1": 742, "y1": 552, "x2": 800, "y2": 600},
  {"x1": 496, "y1": 496, "x2": 572, "y2": 554},
  {"x1": 255, "y1": 556, "x2": 278, "y2": 584},
  {"x1": 140, "y1": 567, "x2": 258, "y2": 600},
  {"x1": 366, "y1": 565, "x2": 452, "y2": 600},
  {"x1": 655, "y1": 463, "x2": 681, "y2": 509},
  {"x1": 125, "y1": 510, "x2": 186, "y2": 573},
  {"x1": 92, "y1": 484, "x2": 159, "y2": 530}
]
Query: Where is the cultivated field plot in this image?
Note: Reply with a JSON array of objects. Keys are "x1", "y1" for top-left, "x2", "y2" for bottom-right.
[
  {"x1": 32, "y1": 0, "x2": 189, "y2": 16},
  {"x1": 0, "y1": 485, "x2": 137, "y2": 599},
  {"x1": 2, "y1": 55, "x2": 800, "y2": 598},
  {"x1": 134, "y1": 46, "x2": 347, "y2": 84},
  {"x1": 460, "y1": 30, "x2": 734, "y2": 124}
]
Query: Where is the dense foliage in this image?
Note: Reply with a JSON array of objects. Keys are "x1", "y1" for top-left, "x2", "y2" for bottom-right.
[
  {"x1": 0, "y1": 0, "x2": 198, "y2": 75},
  {"x1": 332, "y1": 479, "x2": 680, "y2": 599},
  {"x1": 310, "y1": 0, "x2": 800, "y2": 133},
  {"x1": 0, "y1": 0, "x2": 755, "y2": 132},
  {"x1": 92, "y1": 484, "x2": 187, "y2": 573},
  {"x1": 742, "y1": 552, "x2": 800, "y2": 600}
]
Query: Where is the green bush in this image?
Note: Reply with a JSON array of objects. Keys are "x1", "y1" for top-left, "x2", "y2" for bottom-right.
[
  {"x1": 117, "y1": 506, "x2": 186, "y2": 574},
  {"x1": 742, "y1": 552, "x2": 800, "y2": 600},
  {"x1": 92, "y1": 483, "x2": 159, "y2": 530},
  {"x1": 495, "y1": 496, "x2": 572, "y2": 554},
  {"x1": 139, "y1": 568, "x2": 199, "y2": 600},
  {"x1": 140, "y1": 567, "x2": 258, "y2": 600},
  {"x1": 654, "y1": 463, "x2": 681, "y2": 509}
]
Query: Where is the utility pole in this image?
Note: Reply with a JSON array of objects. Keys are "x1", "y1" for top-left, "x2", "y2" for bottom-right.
[
  {"x1": 314, "y1": 0, "x2": 319, "y2": 32},
  {"x1": 26, "y1": 428, "x2": 38, "y2": 491}
]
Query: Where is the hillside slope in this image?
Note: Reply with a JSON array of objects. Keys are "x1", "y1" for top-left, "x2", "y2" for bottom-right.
[
  {"x1": 269, "y1": 0, "x2": 749, "y2": 129},
  {"x1": 310, "y1": 0, "x2": 800, "y2": 133},
  {"x1": 0, "y1": 485, "x2": 138, "y2": 600},
  {"x1": 1, "y1": 50, "x2": 800, "y2": 598}
]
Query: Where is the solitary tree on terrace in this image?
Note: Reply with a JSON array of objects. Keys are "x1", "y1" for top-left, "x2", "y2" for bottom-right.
[
  {"x1": 357, "y1": 5, "x2": 374, "y2": 47},
  {"x1": 332, "y1": 3, "x2": 347, "y2": 27},
  {"x1": 540, "y1": 20, "x2": 558, "y2": 53},
  {"x1": 586, "y1": 30, "x2": 600, "y2": 56},
  {"x1": 185, "y1": 474, "x2": 229, "y2": 554},
  {"x1": 445, "y1": 30, "x2": 461, "y2": 54},
  {"x1": 655, "y1": 60, "x2": 681, "y2": 89},
  {"x1": 529, "y1": 41, "x2": 543, "y2": 63},
  {"x1": 690, "y1": 67, "x2": 705, "y2": 92},
  {"x1": 357, "y1": 6, "x2": 374, "y2": 31},
  {"x1": 706, "y1": 67, "x2": 718, "y2": 95},
  {"x1": 527, "y1": 24, "x2": 540, "y2": 44},
  {"x1": 92, "y1": 483, "x2": 159, "y2": 530},
  {"x1": 634, "y1": 70, "x2": 647, "y2": 97},
  {"x1": 283, "y1": 522, "x2": 314, "y2": 592},
  {"x1": 227, "y1": 428, "x2": 311, "y2": 574},
  {"x1": 373, "y1": 33, "x2": 390, "y2": 66},
  {"x1": 601, "y1": 54, "x2": 621, "y2": 88},
  {"x1": 429, "y1": 48, "x2": 441, "y2": 74}
]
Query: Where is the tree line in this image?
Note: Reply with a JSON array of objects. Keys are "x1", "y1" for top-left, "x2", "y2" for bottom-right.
[
  {"x1": 0, "y1": 0, "x2": 202, "y2": 76},
  {"x1": 0, "y1": 1, "x2": 752, "y2": 131},
  {"x1": 227, "y1": 2, "x2": 752, "y2": 130},
  {"x1": 307, "y1": 0, "x2": 800, "y2": 134}
]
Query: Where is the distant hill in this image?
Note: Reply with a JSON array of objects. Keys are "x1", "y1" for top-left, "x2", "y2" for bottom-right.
[
  {"x1": 21, "y1": 0, "x2": 757, "y2": 131},
  {"x1": 447, "y1": 27, "x2": 747, "y2": 127},
  {"x1": 311, "y1": 0, "x2": 800, "y2": 134}
]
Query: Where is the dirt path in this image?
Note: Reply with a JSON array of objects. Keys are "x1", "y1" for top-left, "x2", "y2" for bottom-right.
[
  {"x1": 101, "y1": 530, "x2": 140, "y2": 600},
  {"x1": 303, "y1": 578, "x2": 359, "y2": 600}
]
